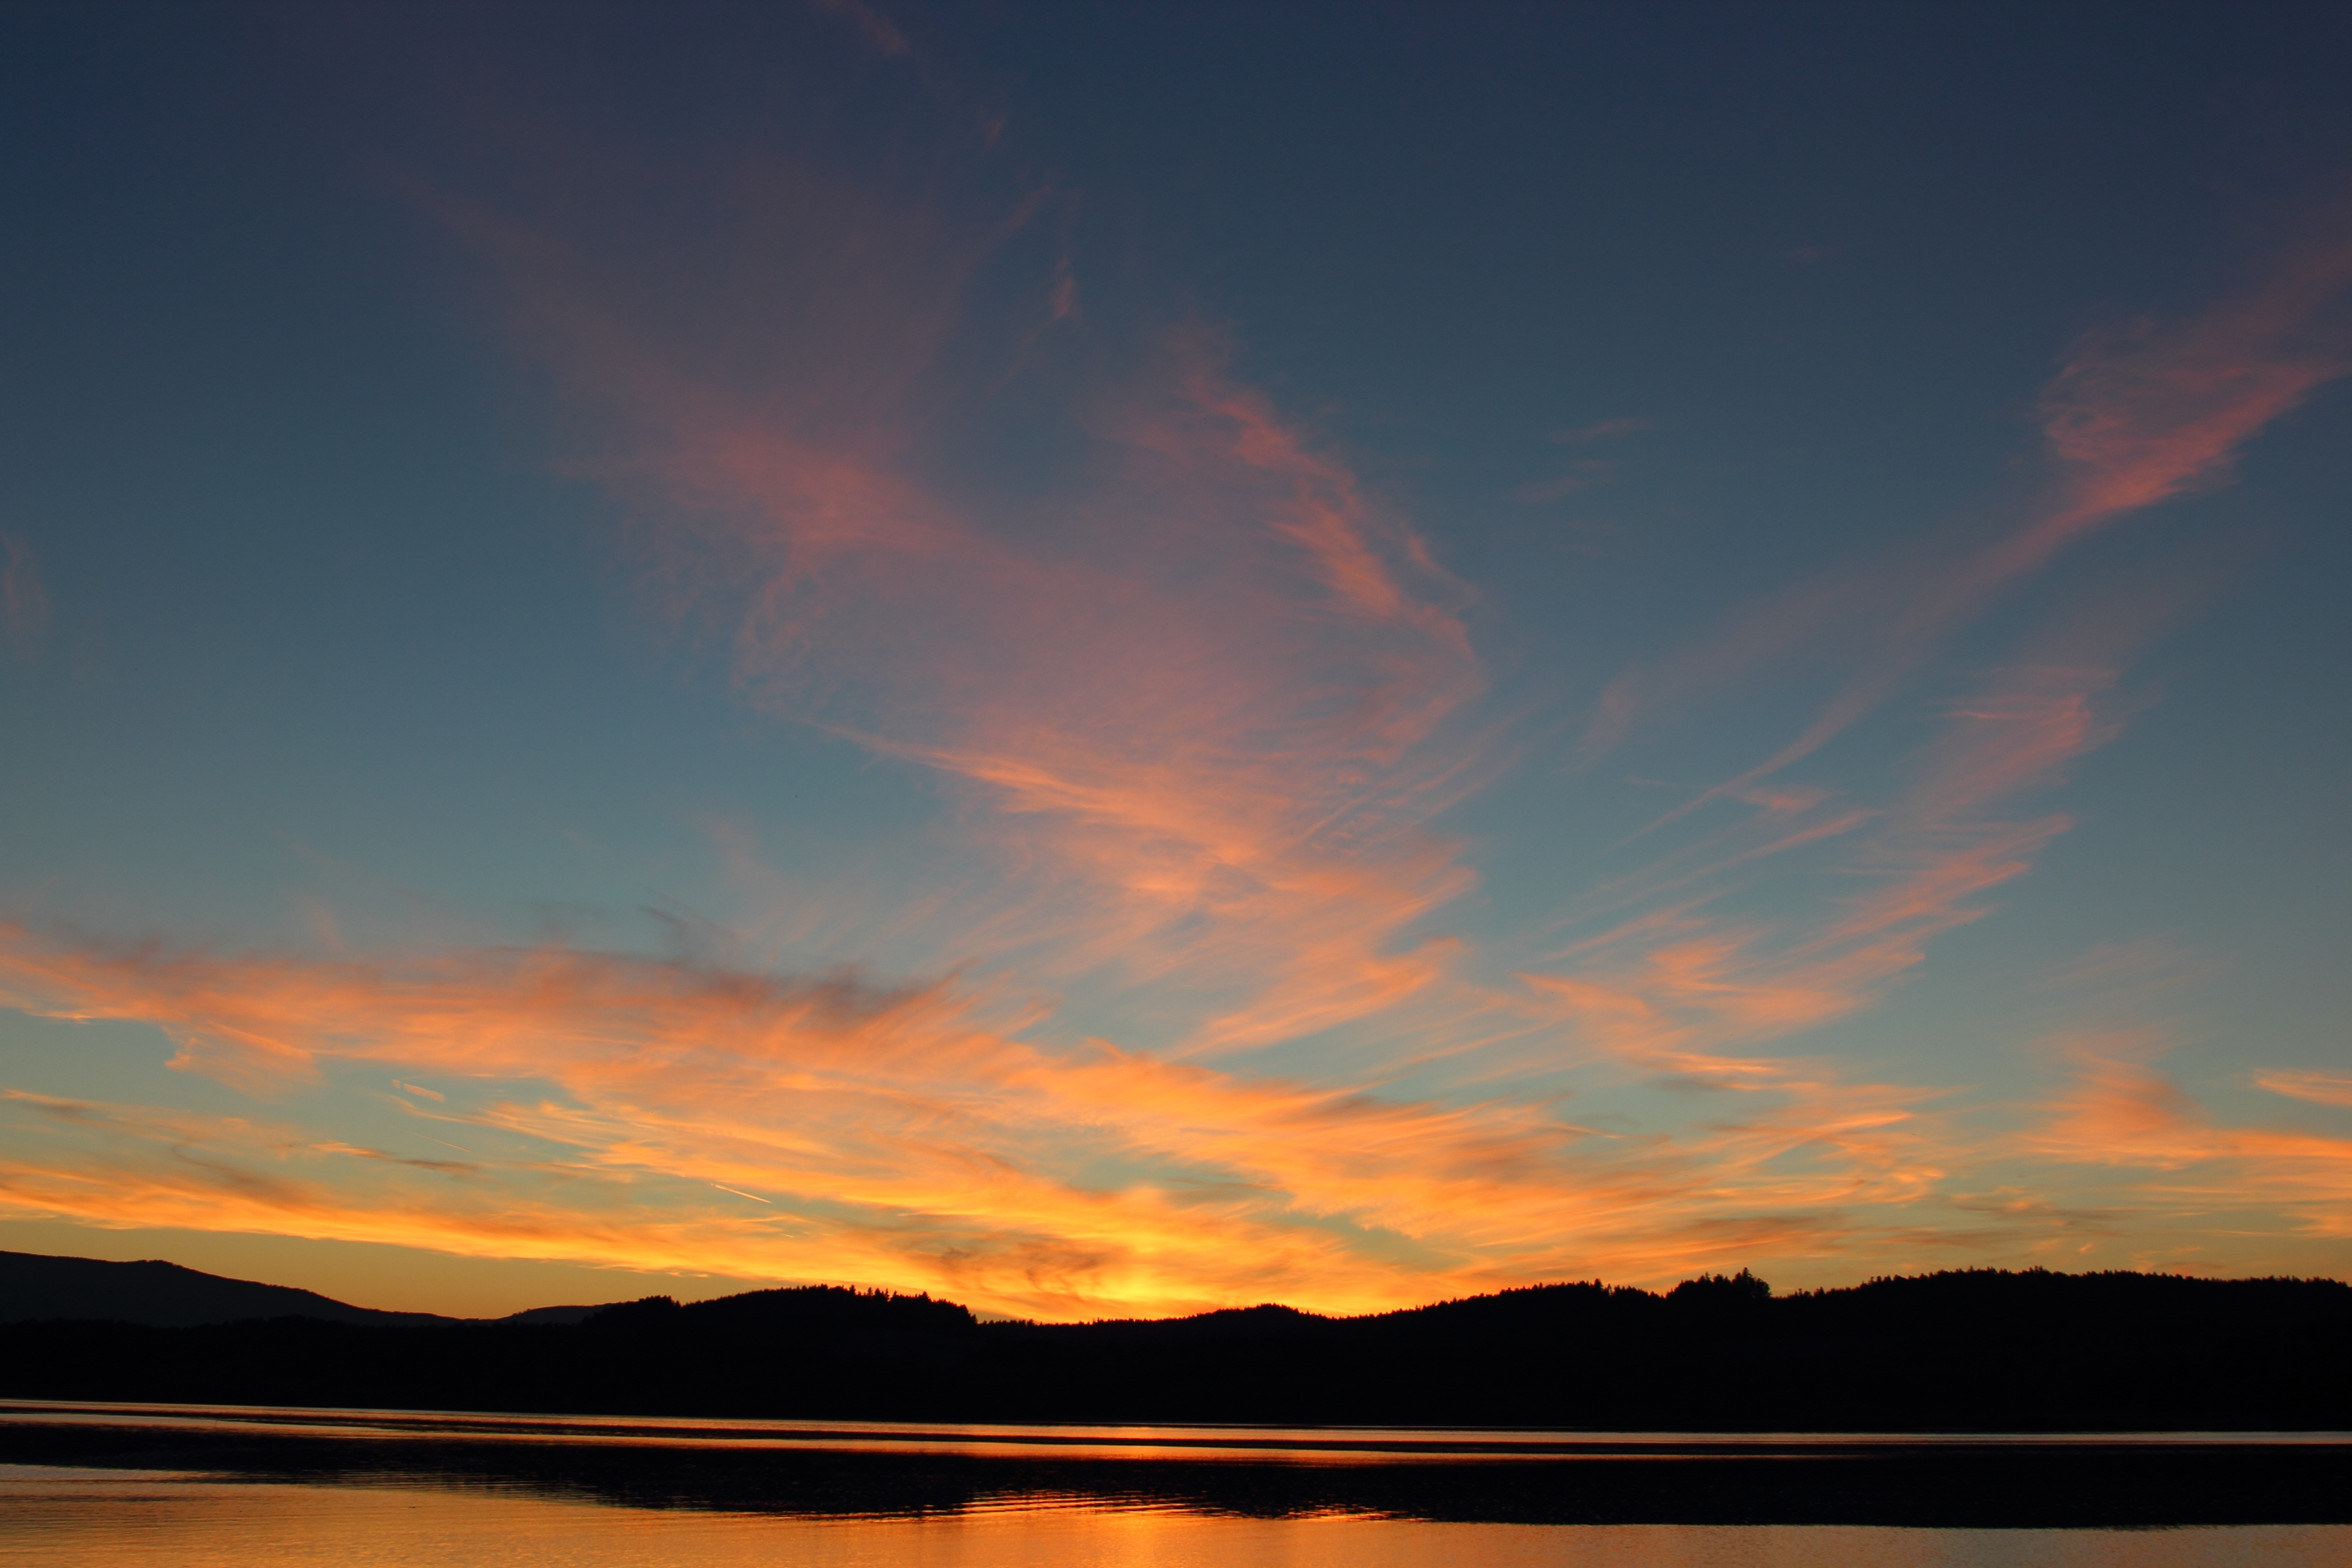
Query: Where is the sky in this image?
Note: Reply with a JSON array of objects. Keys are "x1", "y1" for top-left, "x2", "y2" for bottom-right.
[{"x1": 1, "y1": 1, "x2": 2349, "y2": 1322}]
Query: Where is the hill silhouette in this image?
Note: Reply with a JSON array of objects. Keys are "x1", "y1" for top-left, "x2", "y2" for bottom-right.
[
  {"x1": 0, "y1": 1250, "x2": 468, "y2": 1329},
  {"x1": 0, "y1": 1249, "x2": 640, "y2": 1329},
  {"x1": 5, "y1": 1254, "x2": 2349, "y2": 1430}
]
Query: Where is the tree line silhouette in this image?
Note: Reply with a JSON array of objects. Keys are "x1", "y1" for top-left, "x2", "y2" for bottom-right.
[{"x1": 8, "y1": 1265, "x2": 2350, "y2": 1429}]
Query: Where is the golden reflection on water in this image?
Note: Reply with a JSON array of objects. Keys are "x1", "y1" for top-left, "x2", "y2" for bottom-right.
[{"x1": 3, "y1": 1468, "x2": 2350, "y2": 1568}]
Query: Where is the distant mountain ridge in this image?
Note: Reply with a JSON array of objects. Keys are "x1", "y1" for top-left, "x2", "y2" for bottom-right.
[
  {"x1": 6, "y1": 1252, "x2": 2351, "y2": 1429},
  {"x1": 0, "y1": 1250, "x2": 620, "y2": 1329}
]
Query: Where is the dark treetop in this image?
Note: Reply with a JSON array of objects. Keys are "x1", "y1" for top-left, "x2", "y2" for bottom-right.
[{"x1": 6, "y1": 1253, "x2": 2348, "y2": 1430}]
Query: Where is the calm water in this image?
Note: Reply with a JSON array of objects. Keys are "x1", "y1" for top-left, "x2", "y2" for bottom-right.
[
  {"x1": 4, "y1": 1402, "x2": 2348, "y2": 1566},
  {"x1": 5, "y1": 1469, "x2": 2348, "y2": 1568}
]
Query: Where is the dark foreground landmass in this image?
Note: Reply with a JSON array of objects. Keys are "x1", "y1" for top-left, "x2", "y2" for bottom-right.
[
  {"x1": 5, "y1": 1253, "x2": 2350, "y2": 1430},
  {"x1": 6, "y1": 1414, "x2": 2352, "y2": 1528}
]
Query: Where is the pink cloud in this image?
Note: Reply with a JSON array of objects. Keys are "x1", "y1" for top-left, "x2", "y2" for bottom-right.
[
  {"x1": 1530, "y1": 655, "x2": 2131, "y2": 1118},
  {"x1": 2026, "y1": 231, "x2": 2352, "y2": 558},
  {"x1": 1588, "y1": 224, "x2": 2352, "y2": 811},
  {"x1": 444, "y1": 162, "x2": 1495, "y2": 1061},
  {"x1": 2025, "y1": 1050, "x2": 2352, "y2": 1240}
]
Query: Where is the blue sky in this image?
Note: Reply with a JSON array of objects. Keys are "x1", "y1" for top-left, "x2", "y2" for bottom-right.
[{"x1": 1, "y1": 1, "x2": 2348, "y2": 1318}]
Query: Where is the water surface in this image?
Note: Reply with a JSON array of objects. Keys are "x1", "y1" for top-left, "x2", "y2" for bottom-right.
[
  {"x1": 4, "y1": 1401, "x2": 2348, "y2": 1564},
  {"x1": 5, "y1": 1467, "x2": 2349, "y2": 1568}
]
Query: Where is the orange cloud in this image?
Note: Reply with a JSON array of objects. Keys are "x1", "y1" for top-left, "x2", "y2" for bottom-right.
[
  {"x1": 2255, "y1": 1070, "x2": 2352, "y2": 1111},
  {"x1": 0, "y1": 921, "x2": 2062, "y2": 1315},
  {"x1": 1534, "y1": 655, "x2": 2124, "y2": 1102},
  {"x1": 2027, "y1": 1052, "x2": 2352, "y2": 1242},
  {"x1": 8, "y1": 862, "x2": 2342, "y2": 1305}
]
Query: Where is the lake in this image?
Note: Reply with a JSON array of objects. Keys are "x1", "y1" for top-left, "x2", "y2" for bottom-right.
[{"x1": 4, "y1": 1401, "x2": 2347, "y2": 1566}]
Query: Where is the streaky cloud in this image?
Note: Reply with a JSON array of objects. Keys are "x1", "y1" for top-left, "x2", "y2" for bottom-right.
[
  {"x1": 0, "y1": 923, "x2": 2141, "y2": 1317},
  {"x1": 2255, "y1": 1069, "x2": 2352, "y2": 1111}
]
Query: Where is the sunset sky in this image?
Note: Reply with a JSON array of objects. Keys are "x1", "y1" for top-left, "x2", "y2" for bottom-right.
[{"x1": 2, "y1": 2, "x2": 2349, "y2": 1321}]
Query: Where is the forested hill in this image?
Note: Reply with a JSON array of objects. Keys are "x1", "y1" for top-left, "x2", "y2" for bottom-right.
[
  {"x1": 8, "y1": 1264, "x2": 2349, "y2": 1430},
  {"x1": 0, "y1": 1249, "x2": 461, "y2": 1329}
]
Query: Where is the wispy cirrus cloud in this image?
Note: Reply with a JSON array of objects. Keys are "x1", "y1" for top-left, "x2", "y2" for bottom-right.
[
  {"x1": 0, "y1": 923, "x2": 2020, "y2": 1315},
  {"x1": 443, "y1": 156, "x2": 1494, "y2": 1063},
  {"x1": 1537, "y1": 652, "x2": 2128, "y2": 1091},
  {"x1": 2024, "y1": 230, "x2": 2352, "y2": 560},
  {"x1": 1583, "y1": 225, "x2": 2352, "y2": 805},
  {"x1": 1508, "y1": 231, "x2": 2352, "y2": 1188},
  {"x1": 2025, "y1": 1049, "x2": 2352, "y2": 1243},
  {"x1": 2255, "y1": 1070, "x2": 2352, "y2": 1111}
]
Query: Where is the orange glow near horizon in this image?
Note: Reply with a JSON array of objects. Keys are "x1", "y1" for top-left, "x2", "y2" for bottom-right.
[{"x1": 5, "y1": 910, "x2": 2351, "y2": 1318}]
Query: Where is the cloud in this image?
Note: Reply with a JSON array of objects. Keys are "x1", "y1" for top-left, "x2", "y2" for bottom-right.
[
  {"x1": 1048, "y1": 256, "x2": 1080, "y2": 323},
  {"x1": 0, "y1": 922, "x2": 2016, "y2": 1315},
  {"x1": 2255, "y1": 1069, "x2": 2352, "y2": 1110},
  {"x1": 1588, "y1": 224, "x2": 2350, "y2": 832},
  {"x1": 1505, "y1": 663, "x2": 2161, "y2": 1249},
  {"x1": 2026, "y1": 1051, "x2": 2352, "y2": 1240},
  {"x1": 443, "y1": 155, "x2": 1496, "y2": 1064},
  {"x1": 425, "y1": 104, "x2": 2254, "y2": 1179},
  {"x1": 1539, "y1": 657, "x2": 2125, "y2": 1093},
  {"x1": 2029, "y1": 231, "x2": 2352, "y2": 554}
]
